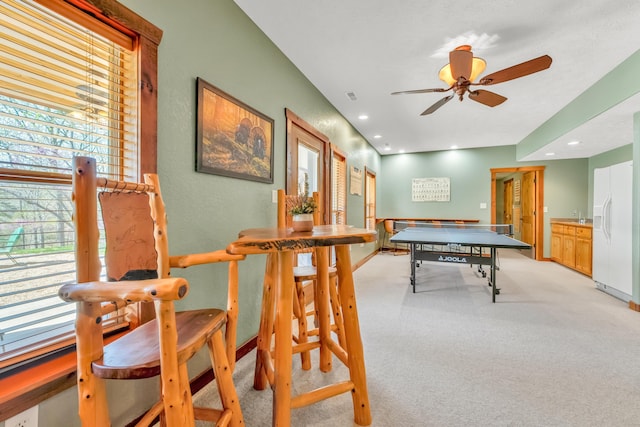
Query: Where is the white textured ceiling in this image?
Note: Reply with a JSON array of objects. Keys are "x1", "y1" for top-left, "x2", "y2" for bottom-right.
[{"x1": 233, "y1": 0, "x2": 640, "y2": 161}]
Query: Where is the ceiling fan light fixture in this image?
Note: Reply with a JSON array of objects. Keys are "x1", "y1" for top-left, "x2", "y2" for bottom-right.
[{"x1": 438, "y1": 56, "x2": 486, "y2": 85}]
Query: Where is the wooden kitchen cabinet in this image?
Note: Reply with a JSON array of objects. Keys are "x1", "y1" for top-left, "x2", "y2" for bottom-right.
[
  {"x1": 562, "y1": 226, "x2": 576, "y2": 268},
  {"x1": 550, "y1": 221, "x2": 592, "y2": 276},
  {"x1": 575, "y1": 226, "x2": 592, "y2": 275},
  {"x1": 550, "y1": 224, "x2": 563, "y2": 261}
]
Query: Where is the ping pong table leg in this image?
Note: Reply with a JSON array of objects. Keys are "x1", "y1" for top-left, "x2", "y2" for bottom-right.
[
  {"x1": 410, "y1": 243, "x2": 416, "y2": 293},
  {"x1": 491, "y1": 247, "x2": 499, "y2": 303}
]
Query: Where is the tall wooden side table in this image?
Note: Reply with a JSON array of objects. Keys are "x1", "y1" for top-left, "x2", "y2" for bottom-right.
[{"x1": 227, "y1": 225, "x2": 375, "y2": 426}]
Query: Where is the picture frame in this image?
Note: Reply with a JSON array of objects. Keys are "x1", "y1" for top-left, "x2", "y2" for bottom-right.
[{"x1": 196, "y1": 77, "x2": 274, "y2": 183}]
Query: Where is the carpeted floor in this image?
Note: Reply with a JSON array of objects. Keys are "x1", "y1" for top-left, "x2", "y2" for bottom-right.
[{"x1": 194, "y1": 249, "x2": 640, "y2": 426}]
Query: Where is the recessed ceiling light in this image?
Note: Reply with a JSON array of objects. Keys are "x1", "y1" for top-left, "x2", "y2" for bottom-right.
[
  {"x1": 358, "y1": 114, "x2": 368, "y2": 120},
  {"x1": 399, "y1": 149, "x2": 405, "y2": 154},
  {"x1": 383, "y1": 144, "x2": 391, "y2": 151},
  {"x1": 450, "y1": 145, "x2": 458, "y2": 150},
  {"x1": 373, "y1": 135, "x2": 382, "y2": 139},
  {"x1": 545, "y1": 152, "x2": 555, "y2": 156},
  {"x1": 567, "y1": 140, "x2": 581, "y2": 146}
]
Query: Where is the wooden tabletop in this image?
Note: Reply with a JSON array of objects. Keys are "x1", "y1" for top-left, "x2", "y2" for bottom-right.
[{"x1": 227, "y1": 225, "x2": 376, "y2": 255}]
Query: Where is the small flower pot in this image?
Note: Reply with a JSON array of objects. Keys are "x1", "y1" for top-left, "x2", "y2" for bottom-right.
[{"x1": 292, "y1": 213, "x2": 314, "y2": 232}]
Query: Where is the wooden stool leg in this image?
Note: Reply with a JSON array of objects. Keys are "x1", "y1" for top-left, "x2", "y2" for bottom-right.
[
  {"x1": 294, "y1": 279, "x2": 311, "y2": 370},
  {"x1": 335, "y1": 245, "x2": 372, "y2": 426},
  {"x1": 254, "y1": 253, "x2": 276, "y2": 390},
  {"x1": 315, "y1": 247, "x2": 332, "y2": 373},
  {"x1": 328, "y1": 273, "x2": 346, "y2": 349},
  {"x1": 273, "y1": 250, "x2": 294, "y2": 426}
]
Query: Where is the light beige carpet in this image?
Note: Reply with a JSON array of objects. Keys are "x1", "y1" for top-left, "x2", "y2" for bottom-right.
[{"x1": 194, "y1": 249, "x2": 640, "y2": 426}]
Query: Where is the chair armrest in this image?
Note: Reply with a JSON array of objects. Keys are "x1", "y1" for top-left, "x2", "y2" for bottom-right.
[
  {"x1": 58, "y1": 277, "x2": 189, "y2": 303},
  {"x1": 169, "y1": 249, "x2": 245, "y2": 268}
]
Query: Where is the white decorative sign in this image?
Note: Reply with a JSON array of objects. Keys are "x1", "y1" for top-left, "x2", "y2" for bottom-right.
[
  {"x1": 350, "y1": 166, "x2": 362, "y2": 195},
  {"x1": 412, "y1": 177, "x2": 450, "y2": 202}
]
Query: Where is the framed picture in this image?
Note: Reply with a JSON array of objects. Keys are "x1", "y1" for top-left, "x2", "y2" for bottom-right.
[{"x1": 196, "y1": 77, "x2": 274, "y2": 183}]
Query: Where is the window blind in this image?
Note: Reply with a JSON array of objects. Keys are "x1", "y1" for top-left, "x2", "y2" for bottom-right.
[
  {"x1": 0, "y1": 0, "x2": 138, "y2": 181},
  {"x1": 0, "y1": 0, "x2": 138, "y2": 371},
  {"x1": 365, "y1": 170, "x2": 376, "y2": 230},
  {"x1": 332, "y1": 152, "x2": 346, "y2": 225}
]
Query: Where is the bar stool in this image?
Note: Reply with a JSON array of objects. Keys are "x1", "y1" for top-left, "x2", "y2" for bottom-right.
[{"x1": 277, "y1": 189, "x2": 346, "y2": 370}]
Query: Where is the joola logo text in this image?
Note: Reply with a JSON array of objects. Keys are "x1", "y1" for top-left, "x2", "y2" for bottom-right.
[{"x1": 438, "y1": 255, "x2": 467, "y2": 263}]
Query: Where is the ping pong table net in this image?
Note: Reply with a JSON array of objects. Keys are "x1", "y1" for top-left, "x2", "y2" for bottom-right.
[{"x1": 393, "y1": 221, "x2": 514, "y2": 235}]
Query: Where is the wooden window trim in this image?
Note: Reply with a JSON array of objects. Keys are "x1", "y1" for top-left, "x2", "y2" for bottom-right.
[
  {"x1": 0, "y1": 0, "x2": 161, "y2": 420},
  {"x1": 364, "y1": 167, "x2": 376, "y2": 230}
]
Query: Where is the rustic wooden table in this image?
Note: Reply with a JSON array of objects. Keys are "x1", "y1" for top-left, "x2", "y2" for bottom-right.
[{"x1": 227, "y1": 225, "x2": 376, "y2": 427}]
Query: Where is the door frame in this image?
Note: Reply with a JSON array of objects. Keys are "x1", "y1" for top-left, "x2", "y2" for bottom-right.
[
  {"x1": 285, "y1": 108, "x2": 331, "y2": 224},
  {"x1": 491, "y1": 166, "x2": 545, "y2": 261}
]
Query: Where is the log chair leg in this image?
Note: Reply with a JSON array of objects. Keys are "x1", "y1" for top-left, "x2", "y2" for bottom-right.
[{"x1": 208, "y1": 329, "x2": 244, "y2": 427}]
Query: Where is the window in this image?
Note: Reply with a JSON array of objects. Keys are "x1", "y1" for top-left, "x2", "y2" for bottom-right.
[
  {"x1": 331, "y1": 145, "x2": 346, "y2": 225},
  {"x1": 364, "y1": 168, "x2": 376, "y2": 230},
  {"x1": 0, "y1": 0, "x2": 160, "y2": 376}
]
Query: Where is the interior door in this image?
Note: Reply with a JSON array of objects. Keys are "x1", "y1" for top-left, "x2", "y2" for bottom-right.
[{"x1": 521, "y1": 171, "x2": 536, "y2": 249}]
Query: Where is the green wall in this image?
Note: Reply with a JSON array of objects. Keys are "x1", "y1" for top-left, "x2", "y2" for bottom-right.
[
  {"x1": 17, "y1": 0, "x2": 380, "y2": 424},
  {"x1": 379, "y1": 145, "x2": 589, "y2": 257}
]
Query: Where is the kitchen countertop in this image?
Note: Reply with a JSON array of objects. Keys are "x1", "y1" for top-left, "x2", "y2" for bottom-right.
[{"x1": 551, "y1": 218, "x2": 593, "y2": 227}]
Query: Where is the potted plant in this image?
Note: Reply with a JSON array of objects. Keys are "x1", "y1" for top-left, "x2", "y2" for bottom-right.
[{"x1": 290, "y1": 174, "x2": 316, "y2": 232}]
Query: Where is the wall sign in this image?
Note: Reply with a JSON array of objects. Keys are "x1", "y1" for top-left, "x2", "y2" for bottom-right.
[
  {"x1": 350, "y1": 166, "x2": 362, "y2": 195},
  {"x1": 412, "y1": 177, "x2": 450, "y2": 202}
]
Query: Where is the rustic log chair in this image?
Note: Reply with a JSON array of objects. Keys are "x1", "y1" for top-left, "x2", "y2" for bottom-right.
[
  {"x1": 58, "y1": 156, "x2": 244, "y2": 427},
  {"x1": 275, "y1": 189, "x2": 346, "y2": 370},
  {"x1": 382, "y1": 219, "x2": 398, "y2": 254}
]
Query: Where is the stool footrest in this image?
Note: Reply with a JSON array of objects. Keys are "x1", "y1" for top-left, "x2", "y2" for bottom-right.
[
  {"x1": 291, "y1": 341, "x2": 321, "y2": 355},
  {"x1": 327, "y1": 339, "x2": 348, "y2": 366},
  {"x1": 290, "y1": 381, "x2": 355, "y2": 409}
]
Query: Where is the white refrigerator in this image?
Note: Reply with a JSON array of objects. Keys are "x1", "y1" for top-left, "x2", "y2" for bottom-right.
[{"x1": 592, "y1": 160, "x2": 633, "y2": 301}]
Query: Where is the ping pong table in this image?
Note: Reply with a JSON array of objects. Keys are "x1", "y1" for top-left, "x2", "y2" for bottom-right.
[{"x1": 390, "y1": 222, "x2": 531, "y2": 302}]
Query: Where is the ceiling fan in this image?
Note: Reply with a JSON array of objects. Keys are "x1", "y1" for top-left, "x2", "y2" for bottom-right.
[{"x1": 391, "y1": 45, "x2": 552, "y2": 115}]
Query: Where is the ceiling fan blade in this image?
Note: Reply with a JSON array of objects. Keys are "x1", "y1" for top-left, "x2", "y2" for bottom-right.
[
  {"x1": 421, "y1": 94, "x2": 454, "y2": 115},
  {"x1": 449, "y1": 48, "x2": 473, "y2": 80},
  {"x1": 478, "y1": 55, "x2": 552, "y2": 85},
  {"x1": 468, "y1": 90, "x2": 507, "y2": 107},
  {"x1": 391, "y1": 87, "x2": 449, "y2": 95}
]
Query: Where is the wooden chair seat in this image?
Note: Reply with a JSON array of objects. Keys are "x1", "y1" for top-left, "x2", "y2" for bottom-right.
[{"x1": 94, "y1": 308, "x2": 225, "y2": 379}]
